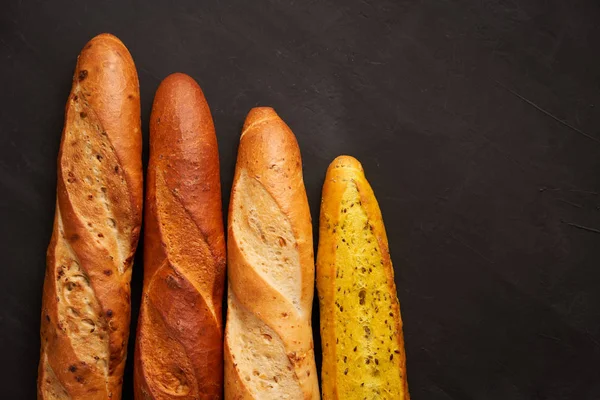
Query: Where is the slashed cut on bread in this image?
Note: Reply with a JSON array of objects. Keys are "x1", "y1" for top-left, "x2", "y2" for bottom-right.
[
  {"x1": 38, "y1": 33, "x2": 142, "y2": 400},
  {"x1": 317, "y1": 156, "x2": 409, "y2": 400},
  {"x1": 134, "y1": 73, "x2": 226, "y2": 399},
  {"x1": 224, "y1": 107, "x2": 320, "y2": 399}
]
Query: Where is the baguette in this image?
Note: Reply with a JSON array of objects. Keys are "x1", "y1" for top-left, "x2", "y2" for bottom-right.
[
  {"x1": 38, "y1": 33, "x2": 142, "y2": 399},
  {"x1": 133, "y1": 73, "x2": 226, "y2": 399},
  {"x1": 224, "y1": 107, "x2": 319, "y2": 399},
  {"x1": 317, "y1": 156, "x2": 409, "y2": 400}
]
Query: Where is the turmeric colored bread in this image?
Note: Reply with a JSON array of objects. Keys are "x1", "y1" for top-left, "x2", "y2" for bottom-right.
[
  {"x1": 224, "y1": 107, "x2": 320, "y2": 399},
  {"x1": 134, "y1": 73, "x2": 226, "y2": 399},
  {"x1": 38, "y1": 33, "x2": 142, "y2": 399},
  {"x1": 317, "y1": 156, "x2": 409, "y2": 400}
]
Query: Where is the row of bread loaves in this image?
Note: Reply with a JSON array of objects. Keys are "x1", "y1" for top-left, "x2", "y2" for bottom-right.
[{"x1": 37, "y1": 33, "x2": 409, "y2": 400}]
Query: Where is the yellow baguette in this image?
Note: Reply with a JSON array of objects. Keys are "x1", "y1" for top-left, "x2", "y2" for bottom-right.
[{"x1": 317, "y1": 155, "x2": 409, "y2": 400}]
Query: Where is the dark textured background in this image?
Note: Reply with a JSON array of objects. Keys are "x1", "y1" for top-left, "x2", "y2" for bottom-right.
[{"x1": 2, "y1": 0, "x2": 600, "y2": 398}]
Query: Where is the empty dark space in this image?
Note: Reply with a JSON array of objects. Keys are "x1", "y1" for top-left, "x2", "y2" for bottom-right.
[{"x1": 1, "y1": 1, "x2": 599, "y2": 399}]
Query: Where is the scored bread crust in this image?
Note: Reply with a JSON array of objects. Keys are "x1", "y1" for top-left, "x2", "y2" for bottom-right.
[
  {"x1": 224, "y1": 108, "x2": 319, "y2": 399},
  {"x1": 317, "y1": 156, "x2": 409, "y2": 399},
  {"x1": 134, "y1": 73, "x2": 226, "y2": 399},
  {"x1": 38, "y1": 33, "x2": 142, "y2": 399}
]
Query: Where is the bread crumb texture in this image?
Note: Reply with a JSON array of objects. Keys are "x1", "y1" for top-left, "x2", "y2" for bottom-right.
[
  {"x1": 40, "y1": 353, "x2": 70, "y2": 399},
  {"x1": 54, "y1": 212, "x2": 109, "y2": 369},
  {"x1": 227, "y1": 169, "x2": 304, "y2": 398},
  {"x1": 227, "y1": 291, "x2": 301, "y2": 399},
  {"x1": 329, "y1": 181, "x2": 405, "y2": 400},
  {"x1": 232, "y1": 170, "x2": 301, "y2": 309},
  {"x1": 40, "y1": 81, "x2": 134, "y2": 398},
  {"x1": 63, "y1": 94, "x2": 131, "y2": 271}
]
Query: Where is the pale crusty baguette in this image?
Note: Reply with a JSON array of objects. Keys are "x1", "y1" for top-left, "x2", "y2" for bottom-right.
[
  {"x1": 224, "y1": 107, "x2": 319, "y2": 400},
  {"x1": 317, "y1": 156, "x2": 409, "y2": 400},
  {"x1": 38, "y1": 33, "x2": 142, "y2": 399},
  {"x1": 134, "y1": 73, "x2": 226, "y2": 399}
]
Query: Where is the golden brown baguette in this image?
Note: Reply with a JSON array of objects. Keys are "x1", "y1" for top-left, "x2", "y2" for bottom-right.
[
  {"x1": 224, "y1": 107, "x2": 319, "y2": 399},
  {"x1": 38, "y1": 33, "x2": 142, "y2": 399},
  {"x1": 134, "y1": 73, "x2": 226, "y2": 399},
  {"x1": 317, "y1": 156, "x2": 409, "y2": 400}
]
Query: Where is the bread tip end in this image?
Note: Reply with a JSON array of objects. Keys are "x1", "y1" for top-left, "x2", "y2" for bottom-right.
[
  {"x1": 241, "y1": 107, "x2": 280, "y2": 140},
  {"x1": 247, "y1": 106, "x2": 278, "y2": 121},
  {"x1": 329, "y1": 155, "x2": 364, "y2": 173},
  {"x1": 89, "y1": 32, "x2": 124, "y2": 45},
  {"x1": 159, "y1": 72, "x2": 199, "y2": 90}
]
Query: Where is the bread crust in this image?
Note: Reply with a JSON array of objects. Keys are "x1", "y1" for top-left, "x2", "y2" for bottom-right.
[
  {"x1": 38, "y1": 33, "x2": 142, "y2": 400},
  {"x1": 224, "y1": 108, "x2": 319, "y2": 399},
  {"x1": 317, "y1": 156, "x2": 409, "y2": 400},
  {"x1": 133, "y1": 73, "x2": 226, "y2": 399}
]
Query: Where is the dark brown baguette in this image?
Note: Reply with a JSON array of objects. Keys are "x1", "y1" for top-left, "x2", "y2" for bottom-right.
[
  {"x1": 38, "y1": 33, "x2": 143, "y2": 399},
  {"x1": 134, "y1": 73, "x2": 226, "y2": 399}
]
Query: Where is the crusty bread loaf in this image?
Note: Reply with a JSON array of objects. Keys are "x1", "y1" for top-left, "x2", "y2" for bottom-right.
[
  {"x1": 224, "y1": 107, "x2": 319, "y2": 399},
  {"x1": 38, "y1": 33, "x2": 142, "y2": 399},
  {"x1": 134, "y1": 73, "x2": 226, "y2": 399},
  {"x1": 317, "y1": 156, "x2": 409, "y2": 400}
]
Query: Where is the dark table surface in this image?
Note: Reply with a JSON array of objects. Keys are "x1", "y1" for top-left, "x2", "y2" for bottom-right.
[{"x1": 2, "y1": 0, "x2": 600, "y2": 399}]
